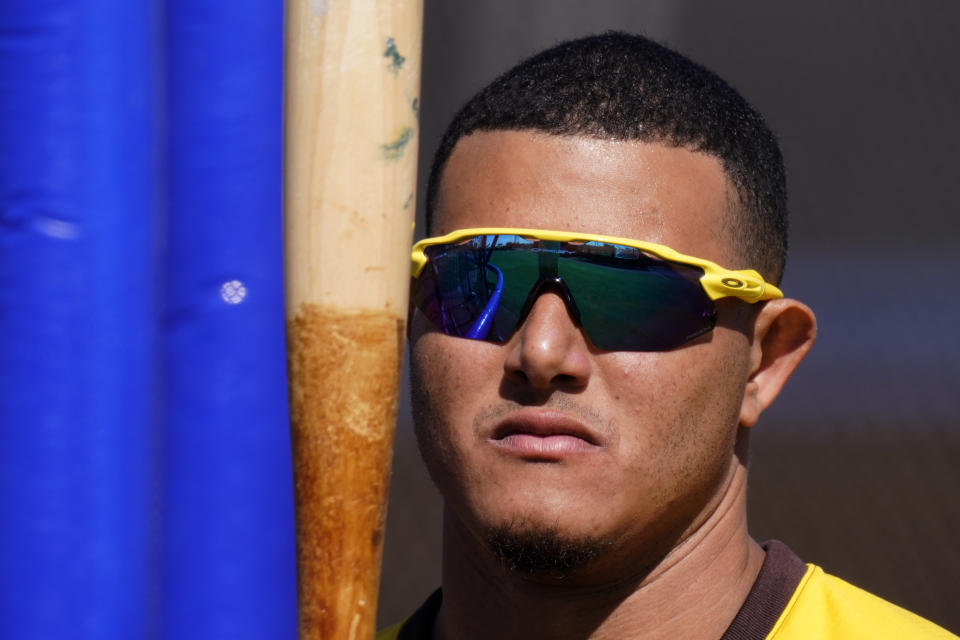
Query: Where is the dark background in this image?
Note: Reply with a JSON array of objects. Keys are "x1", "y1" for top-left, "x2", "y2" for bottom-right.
[{"x1": 378, "y1": 1, "x2": 960, "y2": 632}]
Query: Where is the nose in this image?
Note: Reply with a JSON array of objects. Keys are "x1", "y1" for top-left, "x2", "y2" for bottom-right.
[{"x1": 503, "y1": 291, "x2": 592, "y2": 391}]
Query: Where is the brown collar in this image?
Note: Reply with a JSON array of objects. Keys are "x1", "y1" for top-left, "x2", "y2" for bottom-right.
[{"x1": 397, "y1": 540, "x2": 807, "y2": 640}]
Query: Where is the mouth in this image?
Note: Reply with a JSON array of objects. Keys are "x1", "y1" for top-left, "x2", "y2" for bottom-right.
[{"x1": 488, "y1": 410, "x2": 603, "y2": 461}]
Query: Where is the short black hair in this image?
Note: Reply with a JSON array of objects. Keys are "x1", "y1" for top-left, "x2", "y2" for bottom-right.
[{"x1": 426, "y1": 31, "x2": 788, "y2": 283}]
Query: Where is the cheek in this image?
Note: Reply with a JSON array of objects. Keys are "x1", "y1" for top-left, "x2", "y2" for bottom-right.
[
  {"x1": 409, "y1": 334, "x2": 460, "y2": 477},
  {"x1": 410, "y1": 329, "x2": 494, "y2": 418},
  {"x1": 408, "y1": 330, "x2": 498, "y2": 488},
  {"x1": 610, "y1": 343, "x2": 748, "y2": 500}
]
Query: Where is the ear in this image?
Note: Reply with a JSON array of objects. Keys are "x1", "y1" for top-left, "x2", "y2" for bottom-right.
[{"x1": 739, "y1": 298, "x2": 817, "y2": 427}]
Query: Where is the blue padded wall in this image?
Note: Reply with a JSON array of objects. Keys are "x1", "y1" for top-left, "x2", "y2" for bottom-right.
[
  {"x1": 162, "y1": 0, "x2": 296, "y2": 637},
  {"x1": 0, "y1": 0, "x2": 296, "y2": 637},
  {"x1": 0, "y1": 0, "x2": 162, "y2": 637}
]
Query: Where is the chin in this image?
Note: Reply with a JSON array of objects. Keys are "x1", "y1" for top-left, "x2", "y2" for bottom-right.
[
  {"x1": 481, "y1": 517, "x2": 614, "y2": 579},
  {"x1": 464, "y1": 495, "x2": 625, "y2": 577}
]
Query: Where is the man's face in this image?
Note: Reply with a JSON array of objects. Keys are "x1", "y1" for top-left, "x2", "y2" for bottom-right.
[{"x1": 409, "y1": 130, "x2": 757, "y2": 580}]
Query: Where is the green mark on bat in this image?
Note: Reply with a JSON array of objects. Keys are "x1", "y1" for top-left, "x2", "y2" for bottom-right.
[
  {"x1": 381, "y1": 127, "x2": 414, "y2": 160},
  {"x1": 403, "y1": 193, "x2": 414, "y2": 210},
  {"x1": 384, "y1": 37, "x2": 405, "y2": 74},
  {"x1": 412, "y1": 97, "x2": 420, "y2": 121}
]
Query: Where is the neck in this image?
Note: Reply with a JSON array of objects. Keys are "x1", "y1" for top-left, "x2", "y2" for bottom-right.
[{"x1": 434, "y1": 457, "x2": 762, "y2": 640}]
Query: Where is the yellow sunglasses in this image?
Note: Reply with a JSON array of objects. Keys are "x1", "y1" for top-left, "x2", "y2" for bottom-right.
[{"x1": 411, "y1": 228, "x2": 782, "y2": 351}]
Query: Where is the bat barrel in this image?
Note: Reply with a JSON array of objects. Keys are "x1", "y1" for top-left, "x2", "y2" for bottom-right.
[{"x1": 283, "y1": 1, "x2": 423, "y2": 637}]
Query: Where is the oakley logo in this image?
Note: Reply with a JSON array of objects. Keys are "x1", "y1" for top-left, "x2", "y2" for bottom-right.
[{"x1": 721, "y1": 278, "x2": 745, "y2": 288}]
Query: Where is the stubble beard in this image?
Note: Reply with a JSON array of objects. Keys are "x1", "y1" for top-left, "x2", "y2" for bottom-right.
[{"x1": 483, "y1": 519, "x2": 614, "y2": 578}]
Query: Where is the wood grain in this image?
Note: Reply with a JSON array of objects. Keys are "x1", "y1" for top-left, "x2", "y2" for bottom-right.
[
  {"x1": 283, "y1": 0, "x2": 422, "y2": 637},
  {"x1": 284, "y1": 0, "x2": 422, "y2": 313}
]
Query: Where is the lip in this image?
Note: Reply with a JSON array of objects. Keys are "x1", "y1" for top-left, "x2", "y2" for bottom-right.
[{"x1": 487, "y1": 410, "x2": 603, "y2": 461}]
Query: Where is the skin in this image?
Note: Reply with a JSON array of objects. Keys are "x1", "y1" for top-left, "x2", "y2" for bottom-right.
[{"x1": 409, "y1": 130, "x2": 817, "y2": 640}]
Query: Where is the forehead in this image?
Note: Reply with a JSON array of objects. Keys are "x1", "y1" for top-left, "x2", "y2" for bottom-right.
[{"x1": 434, "y1": 130, "x2": 737, "y2": 266}]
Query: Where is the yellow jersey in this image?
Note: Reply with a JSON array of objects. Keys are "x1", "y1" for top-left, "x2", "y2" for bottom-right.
[{"x1": 377, "y1": 542, "x2": 956, "y2": 639}]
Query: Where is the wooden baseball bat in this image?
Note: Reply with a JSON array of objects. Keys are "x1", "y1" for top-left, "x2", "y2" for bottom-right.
[{"x1": 283, "y1": 1, "x2": 423, "y2": 638}]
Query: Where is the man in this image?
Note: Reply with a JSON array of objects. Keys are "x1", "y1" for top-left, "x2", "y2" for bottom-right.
[{"x1": 380, "y1": 32, "x2": 956, "y2": 639}]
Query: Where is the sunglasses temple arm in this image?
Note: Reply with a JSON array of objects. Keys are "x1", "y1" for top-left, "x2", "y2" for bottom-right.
[{"x1": 465, "y1": 263, "x2": 504, "y2": 340}]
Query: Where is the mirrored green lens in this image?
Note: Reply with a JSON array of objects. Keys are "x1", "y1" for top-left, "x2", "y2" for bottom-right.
[
  {"x1": 411, "y1": 235, "x2": 717, "y2": 351},
  {"x1": 412, "y1": 236, "x2": 532, "y2": 341},
  {"x1": 558, "y1": 250, "x2": 715, "y2": 350}
]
